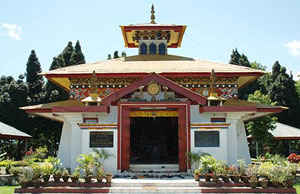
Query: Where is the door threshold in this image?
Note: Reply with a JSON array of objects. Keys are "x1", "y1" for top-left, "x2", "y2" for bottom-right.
[{"x1": 130, "y1": 164, "x2": 179, "y2": 172}]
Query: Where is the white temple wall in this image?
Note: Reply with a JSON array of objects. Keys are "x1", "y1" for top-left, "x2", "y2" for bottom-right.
[
  {"x1": 57, "y1": 120, "x2": 72, "y2": 168},
  {"x1": 237, "y1": 120, "x2": 251, "y2": 164},
  {"x1": 82, "y1": 129, "x2": 118, "y2": 174},
  {"x1": 190, "y1": 105, "x2": 228, "y2": 162}
]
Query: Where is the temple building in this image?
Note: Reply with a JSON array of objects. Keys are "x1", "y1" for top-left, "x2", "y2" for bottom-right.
[{"x1": 22, "y1": 5, "x2": 285, "y2": 174}]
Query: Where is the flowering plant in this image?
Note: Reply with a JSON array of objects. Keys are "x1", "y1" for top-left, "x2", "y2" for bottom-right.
[{"x1": 288, "y1": 153, "x2": 300, "y2": 163}]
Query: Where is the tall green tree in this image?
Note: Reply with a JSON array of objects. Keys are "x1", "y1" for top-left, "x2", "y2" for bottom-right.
[
  {"x1": 113, "y1": 51, "x2": 119, "y2": 59},
  {"x1": 61, "y1": 41, "x2": 74, "y2": 66},
  {"x1": 25, "y1": 50, "x2": 44, "y2": 102},
  {"x1": 229, "y1": 48, "x2": 251, "y2": 67},
  {"x1": 70, "y1": 40, "x2": 85, "y2": 65},
  {"x1": 267, "y1": 61, "x2": 300, "y2": 128},
  {"x1": 246, "y1": 90, "x2": 277, "y2": 156}
]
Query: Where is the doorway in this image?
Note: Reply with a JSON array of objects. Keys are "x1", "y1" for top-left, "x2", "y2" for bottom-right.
[{"x1": 130, "y1": 117, "x2": 178, "y2": 164}]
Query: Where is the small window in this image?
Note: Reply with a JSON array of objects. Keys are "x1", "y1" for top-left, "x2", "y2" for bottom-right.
[
  {"x1": 194, "y1": 131, "x2": 220, "y2": 147},
  {"x1": 211, "y1": 118, "x2": 226, "y2": 123},
  {"x1": 158, "y1": 43, "x2": 166, "y2": 55},
  {"x1": 140, "y1": 43, "x2": 147, "y2": 55},
  {"x1": 149, "y1": 43, "x2": 157, "y2": 55},
  {"x1": 84, "y1": 118, "x2": 98, "y2": 124}
]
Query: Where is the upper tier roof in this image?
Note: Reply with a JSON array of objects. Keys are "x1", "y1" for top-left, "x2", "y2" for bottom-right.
[{"x1": 44, "y1": 55, "x2": 265, "y2": 91}]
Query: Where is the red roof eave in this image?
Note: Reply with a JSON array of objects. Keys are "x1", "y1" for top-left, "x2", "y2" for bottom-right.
[{"x1": 200, "y1": 106, "x2": 284, "y2": 113}]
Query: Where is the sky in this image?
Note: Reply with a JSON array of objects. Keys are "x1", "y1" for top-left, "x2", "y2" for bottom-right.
[{"x1": 1, "y1": 0, "x2": 300, "y2": 80}]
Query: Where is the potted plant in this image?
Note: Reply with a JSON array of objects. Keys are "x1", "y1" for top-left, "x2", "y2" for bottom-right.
[
  {"x1": 62, "y1": 168, "x2": 70, "y2": 182},
  {"x1": 104, "y1": 171, "x2": 113, "y2": 182},
  {"x1": 41, "y1": 162, "x2": 53, "y2": 182},
  {"x1": 193, "y1": 169, "x2": 201, "y2": 181},
  {"x1": 19, "y1": 168, "x2": 33, "y2": 188},
  {"x1": 269, "y1": 167, "x2": 285, "y2": 188},
  {"x1": 199, "y1": 156, "x2": 216, "y2": 182},
  {"x1": 259, "y1": 177, "x2": 269, "y2": 188},
  {"x1": 187, "y1": 151, "x2": 210, "y2": 173},
  {"x1": 285, "y1": 174, "x2": 295, "y2": 188},
  {"x1": 4, "y1": 159, "x2": 13, "y2": 174},
  {"x1": 249, "y1": 176, "x2": 258, "y2": 188},
  {"x1": 220, "y1": 165, "x2": 230, "y2": 182},
  {"x1": 96, "y1": 166, "x2": 105, "y2": 182},
  {"x1": 53, "y1": 169, "x2": 62, "y2": 182},
  {"x1": 77, "y1": 153, "x2": 96, "y2": 183},
  {"x1": 32, "y1": 164, "x2": 43, "y2": 188},
  {"x1": 238, "y1": 159, "x2": 249, "y2": 183},
  {"x1": 9, "y1": 167, "x2": 23, "y2": 176},
  {"x1": 228, "y1": 165, "x2": 240, "y2": 183},
  {"x1": 70, "y1": 168, "x2": 80, "y2": 183}
]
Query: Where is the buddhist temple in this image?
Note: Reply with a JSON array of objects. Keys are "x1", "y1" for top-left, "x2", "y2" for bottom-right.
[{"x1": 21, "y1": 5, "x2": 285, "y2": 174}]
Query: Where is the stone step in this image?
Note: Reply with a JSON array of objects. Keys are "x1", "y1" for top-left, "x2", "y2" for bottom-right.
[
  {"x1": 112, "y1": 178, "x2": 198, "y2": 187},
  {"x1": 109, "y1": 186, "x2": 202, "y2": 193}
]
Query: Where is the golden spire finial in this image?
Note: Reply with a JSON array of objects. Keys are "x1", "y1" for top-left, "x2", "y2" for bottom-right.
[
  {"x1": 150, "y1": 4, "x2": 156, "y2": 24},
  {"x1": 89, "y1": 70, "x2": 98, "y2": 95}
]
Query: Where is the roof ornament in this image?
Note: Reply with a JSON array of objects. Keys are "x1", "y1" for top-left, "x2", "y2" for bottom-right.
[
  {"x1": 81, "y1": 70, "x2": 102, "y2": 106},
  {"x1": 150, "y1": 4, "x2": 156, "y2": 24},
  {"x1": 209, "y1": 69, "x2": 218, "y2": 98}
]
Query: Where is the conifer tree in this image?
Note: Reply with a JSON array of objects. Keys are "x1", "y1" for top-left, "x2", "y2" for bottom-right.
[
  {"x1": 70, "y1": 41, "x2": 85, "y2": 65},
  {"x1": 61, "y1": 41, "x2": 73, "y2": 66},
  {"x1": 113, "y1": 51, "x2": 119, "y2": 59},
  {"x1": 25, "y1": 50, "x2": 44, "y2": 101},
  {"x1": 107, "y1": 54, "x2": 111, "y2": 60},
  {"x1": 267, "y1": 61, "x2": 300, "y2": 128},
  {"x1": 229, "y1": 48, "x2": 241, "y2": 65},
  {"x1": 121, "y1": 51, "x2": 126, "y2": 57}
]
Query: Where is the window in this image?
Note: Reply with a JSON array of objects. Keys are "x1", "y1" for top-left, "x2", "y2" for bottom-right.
[
  {"x1": 149, "y1": 43, "x2": 157, "y2": 55},
  {"x1": 140, "y1": 43, "x2": 147, "y2": 55},
  {"x1": 194, "y1": 131, "x2": 220, "y2": 147},
  {"x1": 84, "y1": 118, "x2": 98, "y2": 124},
  {"x1": 158, "y1": 43, "x2": 166, "y2": 55},
  {"x1": 211, "y1": 118, "x2": 226, "y2": 123}
]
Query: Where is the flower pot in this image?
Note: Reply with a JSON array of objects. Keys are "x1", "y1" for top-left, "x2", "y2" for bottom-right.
[
  {"x1": 212, "y1": 175, "x2": 219, "y2": 182},
  {"x1": 97, "y1": 176, "x2": 104, "y2": 183},
  {"x1": 231, "y1": 175, "x2": 240, "y2": 183},
  {"x1": 33, "y1": 180, "x2": 41, "y2": 188},
  {"x1": 194, "y1": 174, "x2": 200, "y2": 181},
  {"x1": 84, "y1": 175, "x2": 92, "y2": 183},
  {"x1": 20, "y1": 181, "x2": 30, "y2": 188},
  {"x1": 272, "y1": 181, "x2": 281, "y2": 188},
  {"x1": 42, "y1": 175, "x2": 50, "y2": 182},
  {"x1": 260, "y1": 181, "x2": 268, "y2": 188},
  {"x1": 249, "y1": 181, "x2": 258, "y2": 188},
  {"x1": 71, "y1": 176, "x2": 79, "y2": 183},
  {"x1": 105, "y1": 175, "x2": 113, "y2": 182},
  {"x1": 287, "y1": 180, "x2": 295, "y2": 188},
  {"x1": 222, "y1": 175, "x2": 230, "y2": 182},
  {"x1": 62, "y1": 175, "x2": 70, "y2": 182},
  {"x1": 204, "y1": 174, "x2": 211, "y2": 182},
  {"x1": 53, "y1": 174, "x2": 61, "y2": 182},
  {"x1": 241, "y1": 175, "x2": 250, "y2": 183}
]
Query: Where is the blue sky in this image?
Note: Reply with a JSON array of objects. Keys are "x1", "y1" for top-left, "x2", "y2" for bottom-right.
[{"x1": 1, "y1": 0, "x2": 300, "y2": 79}]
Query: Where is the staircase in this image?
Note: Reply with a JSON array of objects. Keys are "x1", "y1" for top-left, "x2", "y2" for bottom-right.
[{"x1": 110, "y1": 178, "x2": 201, "y2": 193}]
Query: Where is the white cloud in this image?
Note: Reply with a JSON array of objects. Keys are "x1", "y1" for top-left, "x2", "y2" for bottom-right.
[
  {"x1": 0, "y1": 23, "x2": 23, "y2": 40},
  {"x1": 285, "y1": 40, "x2": 300, "y2": 57}
]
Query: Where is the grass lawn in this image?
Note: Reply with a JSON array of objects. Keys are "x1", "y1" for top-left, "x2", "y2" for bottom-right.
[
  {"x1": 0, "y1": 186, "x2": 19, "y2": 194},
  {"x1": 295, "y1": 184, "x2": 300, "y2": 194}
]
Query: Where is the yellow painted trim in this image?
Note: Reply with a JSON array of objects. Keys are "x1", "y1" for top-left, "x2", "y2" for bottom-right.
[
  {"x1": 177, "y1": 25, "x2": 187, "y2": 47},
  {"x1": 130, "y1": 110, "x2": 178, "y2": 117},
  {"x1": 120, "y1": 26, "x2": 128, "y2": 47}
]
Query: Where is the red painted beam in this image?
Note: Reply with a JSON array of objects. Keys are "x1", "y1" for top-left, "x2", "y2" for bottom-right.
[
  {"x1": 51, "y1": 106, "x2": 110, "y2": 113},
  {"x1": 200, "y1": 106, "x2": 257, "y2": 113}
]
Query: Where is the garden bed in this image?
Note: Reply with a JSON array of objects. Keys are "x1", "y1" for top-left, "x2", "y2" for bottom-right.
[
  {"x1": 14, "y1": 187, "x2": 109, "y2": 193},
  {"x1": 199, "y1": 180, "x2": 250, "y2": 187},
  {"x1": 200, "y1": 187, "x2": 296, "y2": 193}
]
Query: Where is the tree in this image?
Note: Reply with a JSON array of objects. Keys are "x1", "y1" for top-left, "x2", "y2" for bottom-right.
[
  {"x1": 61, "y1": 41, "x2": 74, "y2": 66},
  {"x1": 246, "y1": 90, "x2": 277, "y2": 156},
  {"x1": 229, "y1": 48, "x2": 251, "y2": 67},
  {"x1": 267, "y1": 61, "x2": 300, "y2": 128},
  {"x1": 70, "y1": 40, "x2": 85, "y2": 65},
  {"x1": 113, "y1": 51, "x2": 119, "y2": 59},
  {"x1": 107, "y1": 54, "x2": 111, "y2": 60},
  {"x1": 121, "y1": 51, "x2": 126, "y2": 58},
  {"x1": 25, "y1": 50, "x2": 44, "y2": 102}
]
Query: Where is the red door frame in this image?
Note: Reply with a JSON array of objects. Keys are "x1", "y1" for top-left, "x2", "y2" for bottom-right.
[{"x1": 117, "y1": 101, "x2": 191, "y2": 172}]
